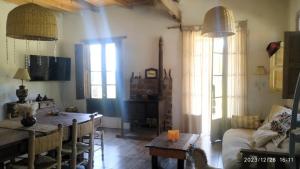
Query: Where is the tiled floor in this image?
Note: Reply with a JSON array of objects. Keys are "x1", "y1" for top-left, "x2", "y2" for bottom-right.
[{"x1": 92, "y1": 128, "x2": 223, "y2": 169}]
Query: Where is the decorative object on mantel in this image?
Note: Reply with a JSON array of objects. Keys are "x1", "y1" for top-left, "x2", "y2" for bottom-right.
[
  {"x1": 145, "y1": 68, "x2": 158, "y2": 79},
  {"x1": 202, "y1": 6, "x2": 235, "y2": 37},
  {"x1": 6, "y1": 3, "x2": 58, "y2": 41},
  {"x1": 14, "y1": 103, "x2": 38, "y2": 127},
  {"x1": 13, "y1": 68, "x2": 31, "y2": 103},
  {"x1": 266, "y1": 41, "x2": 281, "y2": 57}
]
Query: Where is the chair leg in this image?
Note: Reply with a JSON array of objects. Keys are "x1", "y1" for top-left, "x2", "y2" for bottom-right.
[
  {"x1": 88, "y1": 132, "x2": 94, "y2": 169},
  {"x1": 101, "y1": 130, "x2": 104, "y2": 158},
  {"x1": 71, "y1": 152, "x2": 77, "y2": 169}
]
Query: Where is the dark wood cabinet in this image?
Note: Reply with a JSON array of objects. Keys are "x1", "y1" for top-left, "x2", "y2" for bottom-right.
[
  {"x1": 120, "y1": 99, "x2": 165, "y2": 138},
  {"x1": 283, "y1": 32, "x2": 300, "y2": 99}
]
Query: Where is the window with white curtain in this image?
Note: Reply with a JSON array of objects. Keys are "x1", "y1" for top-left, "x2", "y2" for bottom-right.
[{"x1": 89, "y1": 42, "x2": 117, "y2": 99}]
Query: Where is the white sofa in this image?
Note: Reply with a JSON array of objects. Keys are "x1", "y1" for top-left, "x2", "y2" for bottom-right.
[{"x1": 222, "y1": 105, "x2": 298, "y2": 169}]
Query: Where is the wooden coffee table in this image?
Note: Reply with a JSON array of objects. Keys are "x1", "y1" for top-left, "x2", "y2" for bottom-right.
[{"x1": 145, "y1": 133, "x2": 200, "y2": 169}]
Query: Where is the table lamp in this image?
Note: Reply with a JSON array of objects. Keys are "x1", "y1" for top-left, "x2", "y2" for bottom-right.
[{"x1": 13, "y1": 68, "x2": 31, "y2": 103}]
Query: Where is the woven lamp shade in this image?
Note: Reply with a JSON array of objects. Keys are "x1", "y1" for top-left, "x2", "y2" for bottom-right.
[
  {"x1": 202, "y1": 6, "x2": 235, "y2": 37},
  {"x1": 6, "y1": 3, "x2": 58, "y2": 41}
]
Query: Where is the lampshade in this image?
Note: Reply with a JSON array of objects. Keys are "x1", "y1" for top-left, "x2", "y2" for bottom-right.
[
  {"x1": 6, "y1": 3, "x2": 58, "y2": 41},
  {"x1": 202, "y1": 6, "x2": 235, "y2": 37},
  {"x1": 14, "y1": 68, "x2": 31, "y2": 81}
]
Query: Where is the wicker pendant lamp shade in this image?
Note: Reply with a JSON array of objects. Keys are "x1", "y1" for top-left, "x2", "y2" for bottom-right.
[
  {"x1": 202, "y1": 6, "x2": 235, "y2": 37},
  {"x1": 6, "y1": 3, "x2": 58, "y2": 41}
]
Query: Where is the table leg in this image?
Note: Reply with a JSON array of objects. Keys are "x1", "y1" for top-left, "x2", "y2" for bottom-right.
[
  {"x1": 152, "y1": 156, "x2": 158, "y2": 169},
  {"x1": 177, "y1": 159, "x2": 184, "y2": 169}
]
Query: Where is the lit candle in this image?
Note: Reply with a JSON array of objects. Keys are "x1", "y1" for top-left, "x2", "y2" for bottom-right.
[{"x1": 168, "y1": 130, "x2": 180, "y2": 142}]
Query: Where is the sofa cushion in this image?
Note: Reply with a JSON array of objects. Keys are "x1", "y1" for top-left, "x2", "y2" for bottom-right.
[
  {"x1": 231, "y1": 115, "x2": 260, "y2": 129},
  {"x1": 222, "y1": 129, "x2": 255, "y2": 169},
  {"x1": 264, "y1": 105, "x2": 291, "y2": 124},
  {"x1": 253, "y1": 129, "x2": 278, "y2": 147}
]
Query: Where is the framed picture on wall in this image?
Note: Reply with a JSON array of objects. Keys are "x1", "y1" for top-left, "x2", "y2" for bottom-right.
[{"x1": 145, "y1": 68, "x2": 158, "y2": 79}]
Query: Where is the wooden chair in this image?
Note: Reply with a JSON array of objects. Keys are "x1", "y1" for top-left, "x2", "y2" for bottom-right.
[
  {"x1": 10, "y1": 124, "x2": 63, "y2": 169},
  {"x1": 90, "y1": 112, "x2": 104, "y2": 159},
  {"x1": 64, "y1": 111, "x2": 104, "y2": 159},
  {"x1": 62, "y1": 115, "x2": 94, "y2": 169}
]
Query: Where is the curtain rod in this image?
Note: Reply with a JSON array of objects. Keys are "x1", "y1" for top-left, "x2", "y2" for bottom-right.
[
  {"x1": 81, "y1": 36, "x2": 127, "y2": 44},
  {"x1": 167, "y1": 24, "x2": 201, "y2": 31},
  {"x1": 168, "y1": 20, "x2": 248, "y2": 31}
]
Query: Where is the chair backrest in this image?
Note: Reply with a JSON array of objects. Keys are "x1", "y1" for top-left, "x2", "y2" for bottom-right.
[
  {"x1": 70, "y1": 115, "x2": 94, "y2": 169},
  {"x1": 72, "y1": 115, "x2": 94, "y2": 139},
  {"x1": 28, "y1": 124, "x2": 63, "y2": 169}
]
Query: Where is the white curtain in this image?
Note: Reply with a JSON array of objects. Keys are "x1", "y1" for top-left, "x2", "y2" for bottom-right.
[
  {"x1": 181, "y1": 31, "x2": 213, "y2": 134},
  {"x1": 181, "y1": 21, "x2": 247, "y2": 138},
  {"x1": 227, "y1": 21, "x2": 248, "y2": 118}
]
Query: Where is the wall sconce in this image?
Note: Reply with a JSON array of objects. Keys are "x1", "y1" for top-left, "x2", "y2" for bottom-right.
[{"x1": 254, "y1": 66, "x2": 267, "y2": 91}]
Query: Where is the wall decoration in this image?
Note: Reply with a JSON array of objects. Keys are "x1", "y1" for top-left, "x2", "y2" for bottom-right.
[{"x1": 145, "y1": 68, "x2": 158, "y2": 79}]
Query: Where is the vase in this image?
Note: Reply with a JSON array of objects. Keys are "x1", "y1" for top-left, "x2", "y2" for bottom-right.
[
  {"x1": 16, "y1": 85, "x2": 28, "y2": 103},
  {"x1": 21, "y1": 116, "x2": 36, "y2": 127}
]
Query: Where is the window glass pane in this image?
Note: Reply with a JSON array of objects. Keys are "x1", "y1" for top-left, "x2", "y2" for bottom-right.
[
  {"x1": 105, "y1": 43, "x2": 116, "y2": 71},
  {"x1": 91, "y1": 85, "x2": 102, "y2": 99},
  {"x1": 212, "y1": 98, "x2": 222, "y2": 120},
  {"x1": 212, "y1": 76, "x2": 223, "y2": 97},
  {"x1": 213, "y1": 38, "x2": 224, "y2": 53},
  {"x1": 90, "y1": 44, "x2": 102, "y2": 71},
  {"x1": 91, "y1": 72, "x2": 102, "y2": 85},
  {"x1": 107, "y1": 85, "x2": 116, "y2": 99},
  {"x1": 106, "y1": 71, "x2": 116, "y2": 85},
  {"x1": 213, "y1": 53, "x2": 223, "y2": 75}
]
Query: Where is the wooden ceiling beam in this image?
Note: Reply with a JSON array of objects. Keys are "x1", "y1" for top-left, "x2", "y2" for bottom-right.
[
  {"x1": 4, "y1": 0, "x2": 181, "y2": 22},
  {"x1": 159, "y1": 0, "x2": 181, "y2": 22},
  {"x1": 85, "y1": 0, "x2": 119, "y2": 6},
  {"x1": 75, "y1": 0, "x2": 101, "y2": 12},
  {"x1": 4, "y1": 0, "x2": 82, "y2": 12}
]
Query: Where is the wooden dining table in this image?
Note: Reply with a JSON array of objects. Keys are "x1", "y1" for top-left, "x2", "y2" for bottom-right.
[{"x1": 0, "y1": 111, "x2": 103, "y2": 166}]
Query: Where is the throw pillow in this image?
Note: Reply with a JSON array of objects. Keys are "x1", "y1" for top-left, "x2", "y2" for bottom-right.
[
  {"x1": 263, "y1": 105, "x2": 291, "y2": 124},
  {"x1": 253, "y1": 129, "x2": 278, "y2": 147},
  {"x1": 269, "y1": 111, "x2": 291, "y2": 147},
  {"x1": 270, "y1": 111, "x2": 291, "y2": 134},
  {"x1": 231, "y1": 115, "x2": 260, "y2": 129}
]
